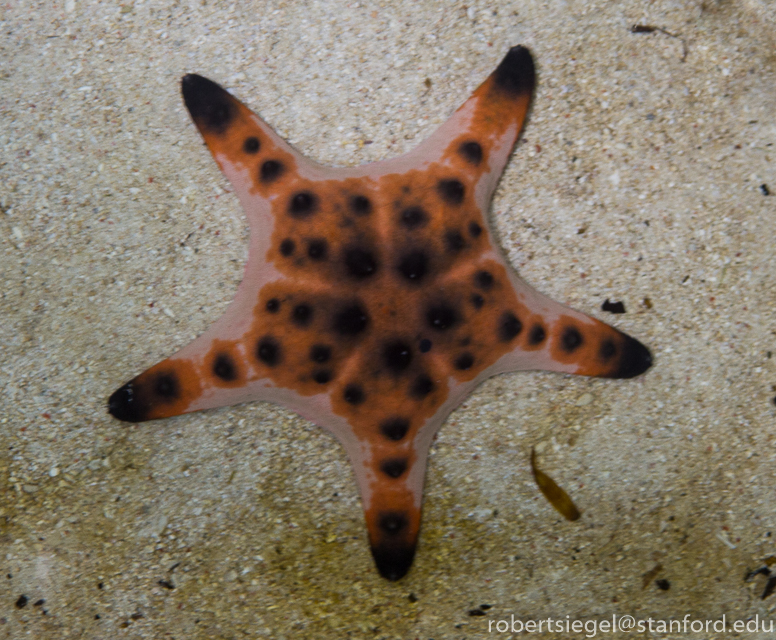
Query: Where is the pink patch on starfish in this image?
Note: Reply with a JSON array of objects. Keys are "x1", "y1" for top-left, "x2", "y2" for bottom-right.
[{"x1": 109, "y1": 46, "x2": 651, "y2": 580}]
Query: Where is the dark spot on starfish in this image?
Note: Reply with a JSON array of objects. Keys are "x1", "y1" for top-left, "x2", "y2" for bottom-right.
[
  {"x1": 418, "y1": 338, "x2": 432, "y2": 353},
  {"x1": 493, "y1": 45, "x2": 536, "y2": 96},
  {"x1": 475, "y1": 270, "x2": 494, "y2": 290},
  {"x1": 444, "y1": 230, "x2": 465, "y2": 252},
  {"x1": 468, "y1": 221, "x2": 483, "y2": 237},
  {"x1": 257, "y1": 336, "x2": 281, "y2": 366},
  {"x1": 380, "y1": 417, "x2": 410, "y2": 441},
  {"x1": 288, "y1": 191, "x2": 317, "y2": 218},
  {"x1": 343, "y1": 383, "x2": 365, "y2": 405},
  {"x1": 383, "y1": 340, "x2": 413, "y2": 374},
  {"x1": 459, "y1": 140, "x2": 483, "y2": 164},
  {"x1": 279, "y1": 238, "x2": 295, "y2": 256},
  {"x1": 333, "y1": 303, "x2": 370, "y2": 336},
  {"x1": 292, "y1": 303, "x2": 313, "y2": 327},
  {"x1": 154, "y1": 373, "x2": 179, "y2": 399},
  {"x1": 371, "y1": 542, "x2": 415, "y2": 581},
  {"x1": 528, "y1": 324, "x2": 546, "y2": 345},
  {"x1": 471, "y1": 294, "x2": 484, "y2": 309},
  {"x1": 410, "y1": 374, "x2": 434, "y2": 398},
  {"x1": 181, "y1": 74, "x2": 235, "y2": 134},
  {"x1": 379, "y1": 512, "x2": 407, "y2": 535},
  {"x1": 561, "y1": 327, "x2": 583, "y2": 352},
  {"x1": 265, "y1": 298, "x2": 280, "y2": 313},
  {"x1": 344, "y1": 247, "x2": 378, "y2": 279},
  {"x1": 213, "y1": 353, "x2": 237, "y2": 381},
  {"x1": 437, "y1": 179, "x2": 465, "y2": 205},
  {"x1": 381, "y1": 459, "x2": 408, "y2": 478},
  {"x1": 260, "y1": 159, "x2": 283, "y2": 182},
  {"x1": 350, "y1": 195, "x2": 372, "y2": 215},
  {"x1": 499, "y1": 312, "x2": 522, "y2": 341},
  {"x1": 309, "y1": 344, "x2": 331, "y2": 363},
  {"x1": 243, "y1": 136, "x2": 260, "y2": 154},
  {"x1": 599, "y1": 339, "x2": 616, "y2": 361},
  {"x1": 313, "y1": 370, "x2": 332, "y2": 384},
  {"x1": 426, "y1": 304, "x2": 458, "y2": 331},
  {"x1": 307, "y1": 239, "x2": 328, "y2": 260},
  {"x1": 454, "y1": 353, "x2": 474, "y2": 370},
  {"x1": 400, "y1": 207, "x2": 427, "y2": 229},
  {"x1": 397, "y1": 250, "x2": 428, "y2": 282},
  {"x1": 609, "y1": 335, "x2": 652, "y2": 379}
]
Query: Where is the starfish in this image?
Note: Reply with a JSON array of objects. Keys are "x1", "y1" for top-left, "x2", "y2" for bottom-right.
[{"x1": 108, "y1": 46, "x2": 652, "y2": 581}]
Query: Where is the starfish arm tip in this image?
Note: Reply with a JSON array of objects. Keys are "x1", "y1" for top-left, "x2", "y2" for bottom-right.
[
  {"x1": 494, "y1": 45, "x2": 536, "y2": 96},
  {"x1": 371, "y1": 542, "x2": 417, "y2": 581},
  {"x1": 181, "y1": 73, "x2": 236, "y2": 134},
  {"x1": 610, "y1": 334, "x2": 653, "y2": 379},
  {"x1": 107, "y1": 382, "x2": 146, "y2": 423}
]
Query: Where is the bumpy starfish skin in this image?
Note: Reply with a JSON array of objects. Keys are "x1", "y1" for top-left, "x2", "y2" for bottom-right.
[{"x1": 109, "y1": 46, "x2": 651, "y2": 580}]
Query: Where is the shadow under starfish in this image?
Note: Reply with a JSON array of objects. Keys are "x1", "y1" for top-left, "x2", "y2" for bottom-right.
[{"x1": 108, "y1": 46, "x2": 652, "y2": 580}]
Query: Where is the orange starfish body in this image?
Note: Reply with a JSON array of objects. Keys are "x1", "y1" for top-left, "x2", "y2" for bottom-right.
[{"x1": 109, "y1": 46, "x2": 651, "y2": 580}]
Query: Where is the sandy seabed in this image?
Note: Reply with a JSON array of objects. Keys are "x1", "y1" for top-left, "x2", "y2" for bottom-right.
[{"x1": 1, "y1": 1, "x2": 775, "y2": 638}]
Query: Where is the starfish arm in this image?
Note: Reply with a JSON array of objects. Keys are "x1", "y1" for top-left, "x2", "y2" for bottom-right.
[
  {"x1": 338, "y1": 427, "x2": 435, "y2": 581},
  {"x1": 494, "y1": 270, "x2": 653, "y2": 379},
  {"x1": 180, "y1": 74, "x2": 325, "y2": 227},
  {"x1": 367, "y1": 46, "x2": 536, "y2": 211}
]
